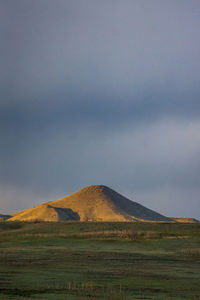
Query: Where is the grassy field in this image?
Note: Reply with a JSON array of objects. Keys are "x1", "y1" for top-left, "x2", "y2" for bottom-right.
[{"x1": 0, "y1": 222, "x2": 199, "y2": 299}]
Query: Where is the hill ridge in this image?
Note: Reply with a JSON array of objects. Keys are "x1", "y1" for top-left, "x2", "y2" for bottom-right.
[{"x1": 8, "y1": 185, "x2": 173, "y2": 222}]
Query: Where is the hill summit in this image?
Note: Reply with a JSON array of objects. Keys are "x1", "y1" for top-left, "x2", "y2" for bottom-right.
[{"x1": 9, "y1": 185, "x2": 172, "y2": 222}]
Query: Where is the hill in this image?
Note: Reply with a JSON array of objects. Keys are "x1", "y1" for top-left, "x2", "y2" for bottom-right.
[{"x1": 9, "y1": 185, "x2": 173, "y2": 222}]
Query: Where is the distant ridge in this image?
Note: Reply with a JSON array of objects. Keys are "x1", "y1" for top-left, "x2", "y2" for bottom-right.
[
  {"x1": 0, "y1": 214, "x2": 11, "y2": 221},
  {"x1": 9, "y1": 185, "x2": 173, "y2": 222},
  {"x1": 171, "y1": 217, "x2": 199, "y2": 223}
]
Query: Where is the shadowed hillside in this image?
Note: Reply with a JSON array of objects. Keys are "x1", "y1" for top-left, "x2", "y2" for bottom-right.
[{"x1": 9, "y1": 185, "x2": 173, "y2": 222}]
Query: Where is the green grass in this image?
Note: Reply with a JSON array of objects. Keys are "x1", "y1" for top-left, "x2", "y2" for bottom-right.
[{"x1": 0, "y1": 222, "x2": 200, "y2": 299}]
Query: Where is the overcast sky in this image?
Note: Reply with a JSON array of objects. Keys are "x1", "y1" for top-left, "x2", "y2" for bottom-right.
[{"x1": 1, "y1": 0, "x2": 200, "y2": 219}]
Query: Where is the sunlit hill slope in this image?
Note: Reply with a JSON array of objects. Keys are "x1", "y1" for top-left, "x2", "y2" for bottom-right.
[{"x1": 9, "y1": 185, "x2": 173, "y2": 222}]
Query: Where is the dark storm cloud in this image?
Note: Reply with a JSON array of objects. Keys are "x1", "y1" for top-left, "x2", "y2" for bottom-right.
[
  {"x1": 1, "y1": 0, "x2": 200, "y2": 104},
  {"x1": 0, "y1": 0, "x2": 200, "y2": 218}
]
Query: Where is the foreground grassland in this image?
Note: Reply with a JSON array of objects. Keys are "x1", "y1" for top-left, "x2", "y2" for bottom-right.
[{"x1": 0, "y1": 222, "x2": 200, "y2": 299}]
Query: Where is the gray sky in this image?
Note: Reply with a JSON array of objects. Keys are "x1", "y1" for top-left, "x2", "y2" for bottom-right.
[{"x1": 1, "y1": 0, "x2": 200, "y2": 219}]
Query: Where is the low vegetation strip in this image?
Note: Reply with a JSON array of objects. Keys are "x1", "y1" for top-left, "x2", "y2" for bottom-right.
[{"x1": 7, "y1": 229, "x2": 192, "y2": 240}]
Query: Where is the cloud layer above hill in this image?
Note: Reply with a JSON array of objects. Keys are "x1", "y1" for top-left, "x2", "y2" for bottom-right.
[{"x1": 1, "y1": 0, "x2": 200, "y2": 218}]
